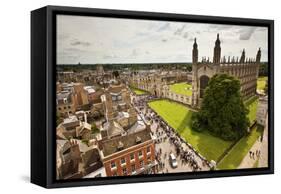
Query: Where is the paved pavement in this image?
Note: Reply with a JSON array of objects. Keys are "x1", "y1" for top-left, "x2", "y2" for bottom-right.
[
  {"x1": 238, "y1": 114, "x2": 268, "y2": 169},
  {"x1": 258, "y1": 114, "x2": 268, "y2": 168},
  {"x1": 151, "y1": 121, "x2": 210, "y2": 173}
]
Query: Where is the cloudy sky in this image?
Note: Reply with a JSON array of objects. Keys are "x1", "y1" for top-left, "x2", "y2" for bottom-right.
[{"x1": 57, "y1": 15, "x2": 268, "y2": 64}]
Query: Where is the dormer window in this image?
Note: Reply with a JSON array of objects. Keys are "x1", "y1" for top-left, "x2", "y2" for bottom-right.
[
  {"x1": 117, "y1": 141, "x2": 124, "y2": 151},
  {"x1": 63, "y1": 148, "x2": 71, "y2": 155},
  {"x1": 138, "y1": 150, "x2": 143, "y2": 157},
  {"x1": 136, "y1": 136, "x2": 142, "y2": 144},
  {"x1": 121, "y1": 157, "x2": 126, "y2": 164},
  {"x1": 112, "y1": 96, "x2": 117, "y2": 101}
]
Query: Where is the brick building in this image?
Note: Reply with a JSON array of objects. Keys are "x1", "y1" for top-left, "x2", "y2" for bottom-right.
[{"x1": 99, "y1": 128, "x2": 157, "y2": 176}]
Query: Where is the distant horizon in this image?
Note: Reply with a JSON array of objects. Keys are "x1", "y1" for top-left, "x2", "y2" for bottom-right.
[{"x1": 57, "y1": 60, "x2": 268, "y2": 66}]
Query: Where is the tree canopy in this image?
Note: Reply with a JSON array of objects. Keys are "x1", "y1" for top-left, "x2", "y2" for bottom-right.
[
  {"x1": 91, "y1": 123, "x2": 99, "y2": 134},
  {"x1": 112, "y1": 70, "x2": 120, "y2": 78},
  {"x1": 192, "y1": 74, "x2": 250, "y2": 141}
]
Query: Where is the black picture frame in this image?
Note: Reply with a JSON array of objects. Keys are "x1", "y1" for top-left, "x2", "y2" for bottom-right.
[{"x1": 31, "y1": 5, "x2": 274, "y2": 188}]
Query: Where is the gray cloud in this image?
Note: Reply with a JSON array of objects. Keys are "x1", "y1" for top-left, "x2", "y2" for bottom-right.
[
  {"x1": 183, "y1": 32, "x2": 189, "y2": 39},
  {"x1": 239, "y1": 28, "x2": 257, "y2": 40},
  {"x1": 188, "y1": 37, "x2": 195, "y2": 42},
  {"x1": 57, "y1": 15, "x2": 268, "y2": 64},
  {"x1": 208, "y1": 24, "x2": 233, "y2": 30},
  {"x1": 174, "y1": 24, "x2": 186, "y2": 35},
  {"x1": 131, "y1": 49, "x2": 138, "y2": 57},
  {"x1": 136, "y1": 32, "x2": 150, "y2": 36},
  {"x1": 65, "y1": 47, "x2": 85, "y2": 52},
  {"x1": 103, "y1": 54, "x2": 117, "y2": 59},
  {"x1": 256, "y1": 28, "x2": 267, "y2": 32},
  {"x1": 58, "y1": 34, "x2": 70, "y2": 40},
  {"x1": 58, "y1": 51, "x2": 80, "y2": 63},
  {"x1": 70, "y1": 40, "x2": 91, "y2": 46},
  {"x1": 157, "y1": 23, "x2": 170, "y2": 32}
]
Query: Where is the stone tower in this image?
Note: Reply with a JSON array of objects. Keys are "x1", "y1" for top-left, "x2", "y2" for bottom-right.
[
  {"x1": 213, "y1": 33, "x2": 221, "y2": 64},
  {"x1": 96, "y1": 64, "x2": 105, "y2": 76},
  {"x1": 240, "y1": 49, "x2": 246, "y2": 63},
  {"x1": 256, "y1": 48, "x2": 261, "y2": 63},
  {"x1": 192, "y1": 38, "x2": 198, "y2": 64},
  {"x1": 192, "y1": 38, "x2": 199, "y2": 107}
]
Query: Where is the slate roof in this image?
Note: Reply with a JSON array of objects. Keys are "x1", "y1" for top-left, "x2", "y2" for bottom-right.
[{"x1": 101, "y1": 128, "x2": 152, "y2": 157}]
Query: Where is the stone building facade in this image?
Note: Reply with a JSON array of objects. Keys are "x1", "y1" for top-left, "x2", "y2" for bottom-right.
[
  {"x1": 129, "y1": 70, "x2": 188, "y2": 97},
  {"x1": 191, "y1": 34, "x2": 261, "y2": 107},
  {"x1": 162, "y1": 85, "x2": 192, "y2": 105},
  {"x1": 56, "y1": 139, "x2": 104, "y2": 179},
  {"x1": 256, "y1": 96, "x2": 268, "y2": 126},
  {"x1": 56, "y1": 82, "x2": 89, "y2": 116}
]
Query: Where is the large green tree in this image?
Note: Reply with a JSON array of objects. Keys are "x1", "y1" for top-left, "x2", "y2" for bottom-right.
[{"x1": 192, "y1": 74, "x2": 250, "y2": 141}]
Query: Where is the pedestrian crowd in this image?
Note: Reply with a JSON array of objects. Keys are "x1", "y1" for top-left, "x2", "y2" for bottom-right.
[{"x1": 132, "y1": 94, "x2": 210, "y2": 172}]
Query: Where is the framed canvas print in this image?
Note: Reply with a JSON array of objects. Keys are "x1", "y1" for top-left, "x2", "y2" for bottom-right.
[{"x1": 31, "y1": 5, "x2": 274, "y2": 188}]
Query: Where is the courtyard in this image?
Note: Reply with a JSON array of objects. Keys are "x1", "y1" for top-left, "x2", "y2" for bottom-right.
[{"x1": 169, "y1": 82, "x2": 192, "y2": 96}]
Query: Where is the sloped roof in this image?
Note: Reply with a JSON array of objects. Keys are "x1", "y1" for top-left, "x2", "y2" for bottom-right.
[{"x1": 101, "y1": 128, "x2": 152, "y2": 157}]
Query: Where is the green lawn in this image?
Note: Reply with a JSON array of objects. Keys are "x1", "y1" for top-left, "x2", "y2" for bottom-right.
[
  {"x1": 169, "y1": 82, "x2": 192, "y2": 96},
  {"x1": 245, "y1": 96, "x2": 258, "y2": 125},
  {"x1": 130, "y1": 87, "x2": 148, "y2": 95},
  {"x1": 217, "y1": 125, "x2": 263, "y2": 170},
  {"x1": 148, "y1": 99, "x2": 232, "y2": 162},
  {"x1": 257, "y1": 76, "x2": 267, "y2": 91},
  {"x1": 148, "y1": 96, "x2": 259, "y2": 167}
]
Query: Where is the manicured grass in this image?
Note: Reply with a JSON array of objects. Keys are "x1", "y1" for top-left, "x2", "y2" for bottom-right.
[
  {"x1": 217, "y1": 125, "x2": 263, "y2": 170},
  {"x1": 130, "y1": 87, "x2": 148, "y2": 95},
  {"x1": 257, "y1": 76, "x2": 267, "y2": 91},
  {"x1": 148, "y1": 99, "x2": 233, "y2": 162},
  {"x1": 169, "y1": 82, "x2": 192, "y2": 96},
  {"x1": 245, "y1": 97, "x2": 258, "y2": 125},
  {"x1": 149, "y1": 96, "x2": 259, "y2": 166}
]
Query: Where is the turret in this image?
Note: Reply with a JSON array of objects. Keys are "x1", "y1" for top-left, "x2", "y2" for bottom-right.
[
  {"x1": 223, "y1": 56, "x2": 226, "y2": 63},
  {"x1": 192, "y1": 38, "x2": 198, "y2": 64},
  {"x1": 240, "y1": 49, "x2": 245, "y2": 63},
  {"x1": 213, "y1": 34, "x2": 221, "y2": 64},
  {"x1": 256, "y1": 48, "x2": 261, "y2": 63}
]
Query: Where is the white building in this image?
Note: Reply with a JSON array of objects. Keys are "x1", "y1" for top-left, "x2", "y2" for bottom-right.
[{"x1": 256, "y1": 96, "x2": 268, "y2": 126}]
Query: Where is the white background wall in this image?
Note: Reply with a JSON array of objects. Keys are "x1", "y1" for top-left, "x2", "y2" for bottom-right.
[{"x1": 0, "y1": 0, "x2": 279, "y2": 193}]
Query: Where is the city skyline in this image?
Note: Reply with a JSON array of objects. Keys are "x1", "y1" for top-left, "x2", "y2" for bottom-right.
[{"x1": 57, "y1": 15, "x2": 268, "y2": 64}]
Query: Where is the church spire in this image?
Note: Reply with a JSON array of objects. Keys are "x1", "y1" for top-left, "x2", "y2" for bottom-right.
[
  {"x1": 240, "y1": 49, "x2": 246, "y2": 63},
  {"x1": 192, "y1": 38, "x2": 198, "y2": 64},
  {"x1": 213, "y1": 33, "x2": 221, "y2": 64},
  {"x1": 256, "y1": 47, "x2": 261, "y2": 63}
]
